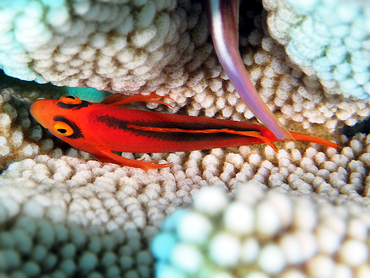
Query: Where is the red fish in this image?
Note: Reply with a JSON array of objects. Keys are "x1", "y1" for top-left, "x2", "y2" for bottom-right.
[{"x1": 30, "y1": 93, "x2": 340, "y2": 170}]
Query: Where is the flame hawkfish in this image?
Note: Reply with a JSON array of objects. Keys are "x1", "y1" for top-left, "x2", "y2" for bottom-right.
[{"x1": 30, "y1": 93, "x2": 341, "y2": 171}]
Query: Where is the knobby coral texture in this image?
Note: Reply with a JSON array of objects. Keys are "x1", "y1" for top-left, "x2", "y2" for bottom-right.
[
  {"x1": 0, "y1": 0, "x2": 370, "y2": 277},
  {"x1": 264, "y1": 0, "x2": 370, "y2": 100},
  {"x1": 0, "y1": 0, "x2": 212, "y2": 93},
  {"x1": 152, "y1": 185, "x2": 370, "y2": 277}
]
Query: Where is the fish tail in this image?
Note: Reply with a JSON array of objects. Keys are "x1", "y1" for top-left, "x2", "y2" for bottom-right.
[{"x1": 290, "y1": 132, "x2": 341, "y2": 149}]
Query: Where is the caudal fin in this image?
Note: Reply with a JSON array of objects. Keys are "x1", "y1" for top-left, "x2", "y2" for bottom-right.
[{"x1": 290, "y1": 132, "x2": 341, "y2": 149}]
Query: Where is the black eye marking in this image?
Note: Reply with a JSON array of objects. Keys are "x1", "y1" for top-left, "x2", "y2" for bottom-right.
[
  {"x1": 53, "y1": 116, "x2": 84, "y2": 139},
  {"x1": 66, "y1": 95, "x2": 76, "y2": 99},
  {"x1": 57, "y1": 100, "x2": 92, "y2": 110}
]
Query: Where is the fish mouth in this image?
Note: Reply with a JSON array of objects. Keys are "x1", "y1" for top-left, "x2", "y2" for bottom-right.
[{"x1": 30, "y1": 99, "x2": 48, "y2": 129}]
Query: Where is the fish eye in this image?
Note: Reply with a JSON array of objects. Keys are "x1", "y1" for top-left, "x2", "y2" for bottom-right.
[
  {"x1": 59, "y1": 95, "x2": 82, "y2": 104},
  {"x1": 53, "y1": 122, "x2": 74, "y2": 136}
]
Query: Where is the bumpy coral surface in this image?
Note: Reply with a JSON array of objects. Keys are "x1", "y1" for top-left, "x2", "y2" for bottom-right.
[
  {"x1": 1, "y1": 0, "x2": 370, "y2": 277},
  {"x1": 263, "y1": 0, "x2": 370, "y2": 100},
  {"x1": 0, "y1": 0, "x2": 213, "y2": 94},
  {"x1": 152, "y1": 184, "x2": 370, "y2": 277},
  {"x1": 0, "y1": 155, "x2": 190, "y2": 277},
  {"x1": 0, "y1": 88, "x2": 41, "y2": 171},
  {"x1": 1, "y1": 0, "x2": 370, "y2": 130}
]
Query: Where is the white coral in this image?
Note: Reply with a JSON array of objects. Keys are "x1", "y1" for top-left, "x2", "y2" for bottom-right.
[
  {"x1": 0, "y1": 154, "x2": 191, "y2": 276},
  {"x1": 152, "y1": 183, "x2": 370, "y2": 277},
  {"x1": 263, "y1": 0, "x2": 370, "y2": 100},
  {"x1": 2, "y1": 1, "x2": 370, "y2": 277},
  {"x1": 0, "y1": 0, "x2": 213, "y2": 94}
]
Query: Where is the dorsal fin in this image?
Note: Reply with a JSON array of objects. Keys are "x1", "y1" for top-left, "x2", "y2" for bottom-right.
[{"x1": 101, "y1": 93, "x2": 173, "y2": 107}]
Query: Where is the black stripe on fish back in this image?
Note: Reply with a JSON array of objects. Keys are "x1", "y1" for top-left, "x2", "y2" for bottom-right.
[{"x1": 97, "y1": 115, "x2": 259, "y2": 142}]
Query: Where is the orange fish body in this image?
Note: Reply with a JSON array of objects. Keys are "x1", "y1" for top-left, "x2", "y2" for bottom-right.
[{"x1": 30, "y1": 93, "x2": 340, "y2": 170}]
